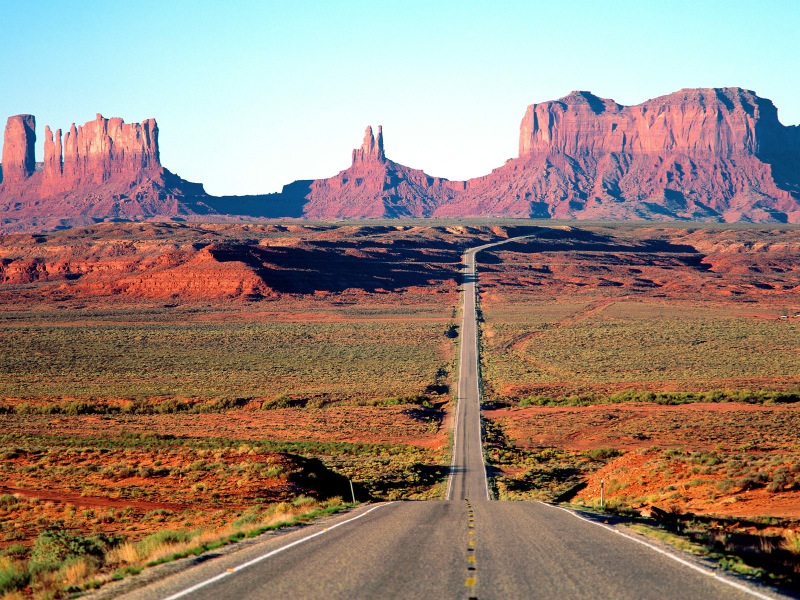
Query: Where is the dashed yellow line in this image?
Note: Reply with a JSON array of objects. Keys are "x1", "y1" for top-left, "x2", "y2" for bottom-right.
[{"x1": 465, "y1": 499, "x2": 477, "y2": 596}]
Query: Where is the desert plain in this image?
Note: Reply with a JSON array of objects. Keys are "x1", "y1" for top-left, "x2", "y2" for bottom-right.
[{"x1": 0, "y1": 221, "x2": 799, "y2": 595}]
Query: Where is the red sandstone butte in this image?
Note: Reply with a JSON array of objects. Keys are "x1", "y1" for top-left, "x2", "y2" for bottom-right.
[
  {"x1": 433, "y1": 88, "x2": 800, "y2": 222},
  {"x1": 301, "y1": 125, "x2": 463, "y2": 219},
  {"x1": 292, "y1": 88, "x2": 800, "y2": 222},
  {"x1": 0, "y1": 114, "x2": 210, "y2": 233}
]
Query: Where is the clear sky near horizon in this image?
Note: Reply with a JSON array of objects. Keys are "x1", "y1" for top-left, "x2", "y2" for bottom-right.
[{"x1": 1, "y1": 1, "x2": 798, "y2": 195}]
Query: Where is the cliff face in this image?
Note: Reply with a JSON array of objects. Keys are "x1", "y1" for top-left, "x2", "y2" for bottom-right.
[
  {"x1": 518, "y1": 88, "x2": 779, "y2": 157},
  {"x1": 301, "y1": 125, "x2": 462, "y2": 219},
  {"x1": 57, "y1": 114, "x2": 160, "y2": 185},
  {"x1": 435, "y1": 88, "x2": 800, "y2": 222},
  {"x1": 0, "y1": 114, "x2": 211, "y2": 233},
  {"x1": 1, "y1": 115, "x2": 36, "y2": 184},
  {"x1": 288, "y1": 88, "x2": 800, "y2": 222}
]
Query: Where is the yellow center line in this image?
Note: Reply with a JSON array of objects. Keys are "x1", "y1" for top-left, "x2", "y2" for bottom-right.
[{"x1": 466, "y1": 501, "x2": 477, "y2": 594}]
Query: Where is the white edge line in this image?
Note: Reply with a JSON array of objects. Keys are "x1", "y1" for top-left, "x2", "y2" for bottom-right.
[
  {"x1": 162, "y1": 503, "x2": 392, "y2": 600},
  {"x1": 543, "y1": 503, "x2": 781, "y2": 600}
]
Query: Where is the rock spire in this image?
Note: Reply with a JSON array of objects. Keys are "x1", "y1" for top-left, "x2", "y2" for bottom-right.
[
  {"x1": 352, "y1": 125, "x2": 385, "y2": 164},
  {"x1": 1, "y1": 115, "x2": 36, "y2": 183}
]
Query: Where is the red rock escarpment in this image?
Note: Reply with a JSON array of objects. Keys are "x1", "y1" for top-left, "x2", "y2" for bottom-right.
[
  {"x1": 518, "y1": 88, "x2": 780, "y2": 157},
  {"x1": 433, "y1": 88, "x2": 800, "y2": 222},
  {"x1": 44, "y1": 113, "x2": 159, "y2": 188}
]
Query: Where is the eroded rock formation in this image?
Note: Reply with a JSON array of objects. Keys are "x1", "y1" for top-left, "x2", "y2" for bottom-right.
[
  {"x1": 301, "y1": 125, "x2": 462, "y2": 219},
  {"x1": 434, "y1": 88, "x2": 800, "y2": 222},
  {"x1": 1, "y1": 115, "x2": 36, "y2": 184},
  {"x1": 2, "y1": 87, "x2": 800, "y2": 230},
  {"x1": 283, "y1": 88, "x2": 800, "y2": 222},
  {"x1": 0, "y1": 113, "x2": 211, "y2": 232},
  {"x1": 352, "y1": 125, "x2": 385, "y2": 164},
  {"x1": 518, "y1": 88, "x2": 778, "y2": 157}
]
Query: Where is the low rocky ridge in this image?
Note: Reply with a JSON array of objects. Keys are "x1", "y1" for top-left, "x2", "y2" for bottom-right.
[
  {"x1": 1, "y1": 87, "x2": 799, "y2": 231},
  {"x1": 0, "y1": 222, "x2": 507, "y2": 302}
]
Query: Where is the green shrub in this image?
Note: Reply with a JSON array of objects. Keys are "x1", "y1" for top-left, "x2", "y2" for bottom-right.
[
  {"x1": 738, "y1": 472, "x2": 768, "y2": 491},
  {"x1": 585, "y1": 448, "x2": 622, "y2": 462},
  {"x1": 0, "y1": 559, "x2": 29, "y2": 594},
  {"x1": 29, "y1": 530, "x2": 110, "y2": 576},
  {"x1": 2, "y1": 544, "x2": 28, "y2": 559},
  {"x1": 715, "y1": 479, "x2": 736, "y2": 493},
  {"x1": 292, "y1": 495, "x2": 317, "y2": 507},
  {"x1": 0, "y1": 494, "x2": 18, "y2": 507},
  {"x1": 261, "y1": 395, "x2": 294, "y2": 410}
]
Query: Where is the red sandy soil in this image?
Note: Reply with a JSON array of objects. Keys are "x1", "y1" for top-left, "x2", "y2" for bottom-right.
[
  {"x1": 486, "y1": 402, "x2": 800, "y2": 518},
  {"x1": 485, "y1": 402, "x2": 800, "y2": 452},
  {"x1": 578, "y1": 451, "x2": 800, "y2": 519},
  {"x1": 0, "y1": 448, "x2": 304, "y2": 549},
  {"x1": 0, "y1": 404, "x2": 449, "y2": 449},
  {"x1": 0, "y1": 487, "x2": 185, "y2": 512},
  {"x1": 479, "y1": 226, "x2": 800, "y2": 307},
  {"x1": 0, "y1": 222, "x2": 515, "y2": 305}
]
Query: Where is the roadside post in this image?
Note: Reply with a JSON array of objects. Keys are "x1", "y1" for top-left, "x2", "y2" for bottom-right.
[{"x1": 600, "y1": 479, "x2": 605, "y2": 510}]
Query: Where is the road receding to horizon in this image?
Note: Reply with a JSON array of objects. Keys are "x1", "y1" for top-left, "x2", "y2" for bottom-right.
[{"x1": 108, "y1": 235, "x2": 784, "y2": 600}]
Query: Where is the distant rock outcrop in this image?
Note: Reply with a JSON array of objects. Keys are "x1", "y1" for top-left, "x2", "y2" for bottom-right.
[
  {"x1": 277, "y1": 88, "x2": 800, "y2": 222},
  {"x1": 300, "y1": 125, "x2": 462, "y2": 218},
  {"x1": 352, "y1": 125, "x2": 385, "y2": 164},
  {"x1": 435, "y1": 88, "x2": 800, "y2": 222},
  {"x1": 2, "y1": 87, "x2": 800, "y2": 231},
  {"x1": 0, "y1": 113, "x2": 212, "y2": 233}
]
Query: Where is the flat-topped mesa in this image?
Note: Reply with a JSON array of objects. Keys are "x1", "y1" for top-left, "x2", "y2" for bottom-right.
[
  {"x1": 55, "y1": 113, "x2": 161, "y2": 185},
  {"x1": 351, "y1": 125, "x2": 385, "y2": 164},
  {"x1": 1, "y1": 115, "x2": 36, "y2": 184},
  {"x1": 519, "y1": 87, "x2": 783, "y2": 158}
]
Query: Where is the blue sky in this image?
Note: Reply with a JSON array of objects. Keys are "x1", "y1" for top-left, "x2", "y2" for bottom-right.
[{"x1": 1, "y1": 1, "x2": 798, "y2": 195}]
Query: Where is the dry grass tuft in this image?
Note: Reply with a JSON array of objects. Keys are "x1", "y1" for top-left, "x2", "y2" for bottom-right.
[
  {"x1": 105, "y1": 542, "x2": 139, "y2": 566},
  {"x1": 782, "y1": 531, "x2": 800, "y2": 555}
]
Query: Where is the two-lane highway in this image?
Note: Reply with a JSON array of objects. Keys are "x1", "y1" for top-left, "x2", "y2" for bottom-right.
[
  {"x1": 447, "y1": 235, "x2": 538, "y2": 501},
  {"x1": 111, "y1": 235, "x2": 781, "y2": 600},
  {"x1": 447, "y1": 244, "x2": 491, "y2": 501}
]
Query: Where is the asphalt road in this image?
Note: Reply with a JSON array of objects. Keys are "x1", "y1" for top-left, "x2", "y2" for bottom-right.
[
  {"x1": 112, "y1": 236, "x2": 782, "y2": 600},
  {"x1": 446, "y1": 243, "x2": 492, "y2": 502}
]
